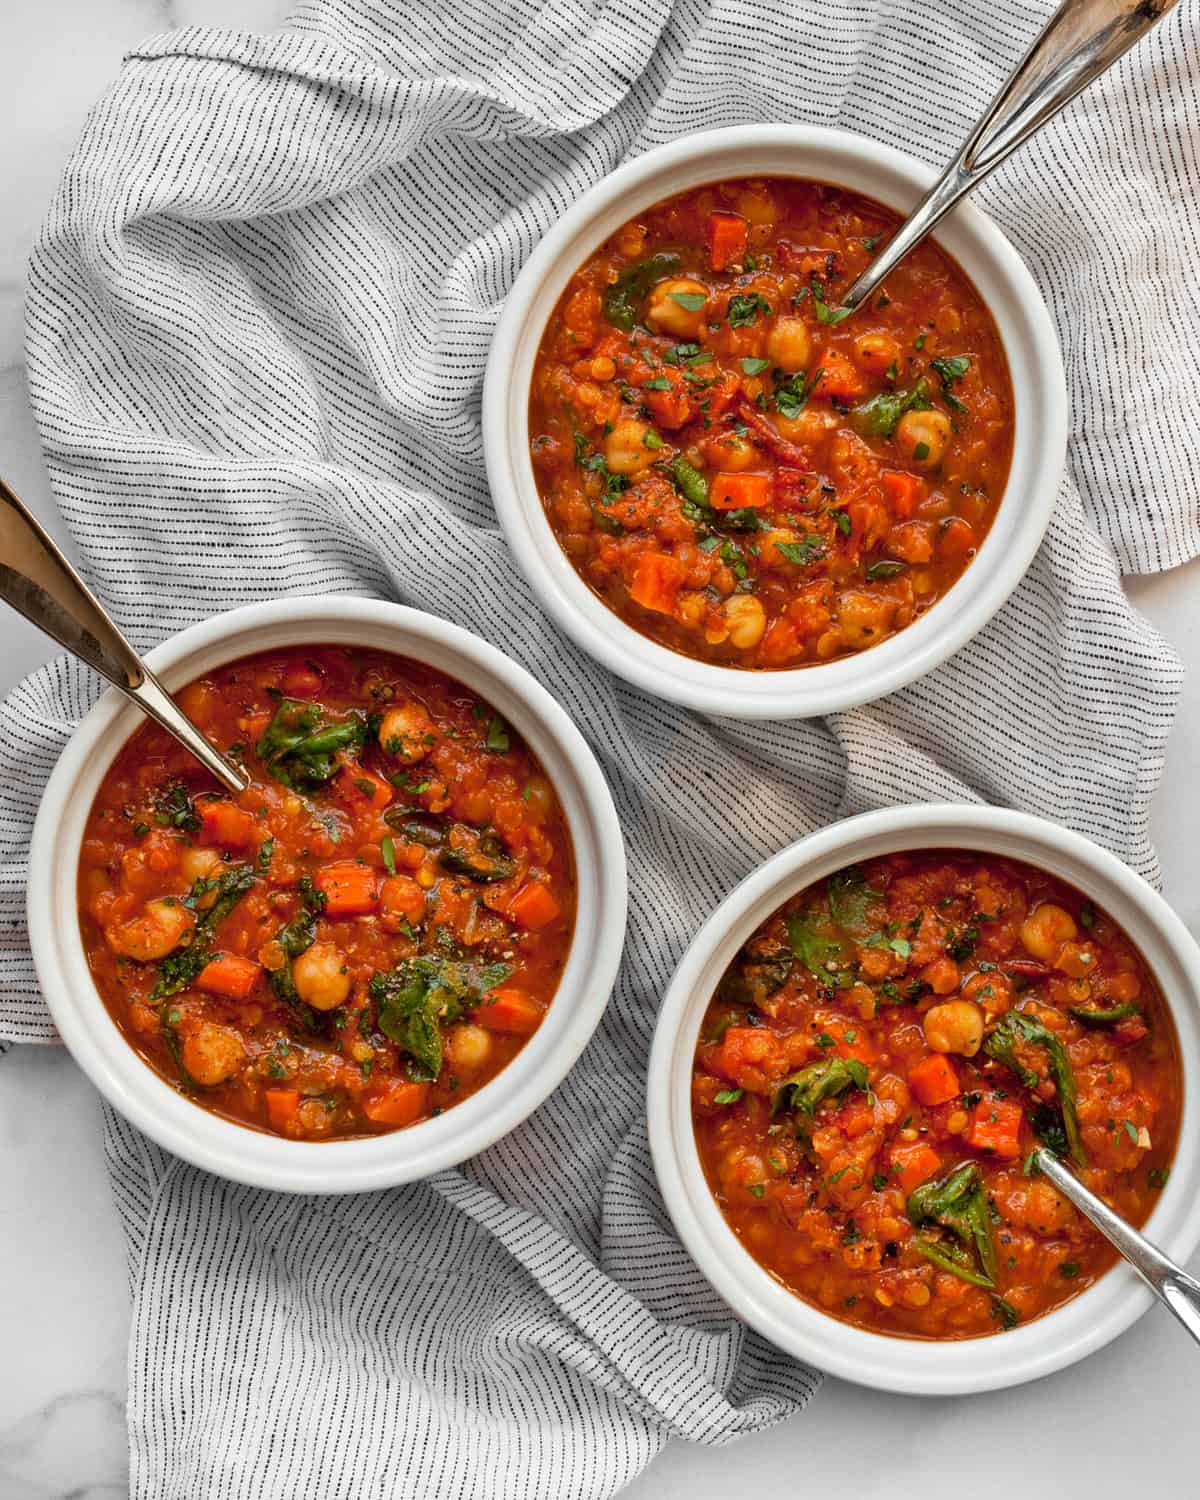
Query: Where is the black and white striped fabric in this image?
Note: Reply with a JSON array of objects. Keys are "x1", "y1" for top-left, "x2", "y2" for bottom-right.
[{"x1": 2, "y1": 1, "x2": 1197, "y2": 1494}]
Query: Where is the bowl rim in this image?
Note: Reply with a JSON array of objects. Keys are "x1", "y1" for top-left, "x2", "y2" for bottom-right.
[
  {"x1": 646, "y1": 803, "x2": 1200, "y2": 1393},
  {"x1": 27, "y1": 596, "x2": 628, "y2": 1194},
  {"x1": 483, "y1": 123, "x2": 1068, "y2": 718}
]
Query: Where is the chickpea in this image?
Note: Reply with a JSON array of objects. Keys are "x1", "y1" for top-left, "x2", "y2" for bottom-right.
[
  {"x1": 773, "y1": 407, "x2": 833, "y2": 445},
  {"x1": 1019, "y1": 903, "x2": 1077, "y2": 962},
  {"x1": 644, "y1": 278, "x2": 709, "y2": 339},
  {"x1": 378, "y1": 701, "x2": 435, "y2": 763},
  {"x1": 723, "y1": 594, "x2": 766, "y2": 649},
  {"x1": 106, "y1": 897, "x2": 195, "y2": 962},
  {"x1": 709, "y1": 432, "x2": 759, "y2": 472},
  {"x1": 589, "y1": 355, "x2": 616, "y2": 382},
  {"x1": 765, "y1": 316, "x2": 812, "y2": 373},
  {"x1": 833, "y1": 588, "x2": 898, "y2": 651},
  {"x1": 895, "y1": 408, "x2": 952, "y2": 468},
  {"x1": 922, "y1": 1000, "x2": 985, "y2": 1057},
  {"x1": 604, "y1": 418, "x2": 657, "y2": 477},
  {"x1": 448, "y1": 1023, "x2": 493, "y2": 1071},
  {"x1": 180, "y1": 846, "x2": 223, "y2": 909},
  {"x1": 292, "y1": 941, "x2": 352, "y2": 1010},
  {"x1": 181, "y1": 1022, "x2": 245, "y2": 1087},
  {"x1": 854, "y1": 331, "x2": 902, "y2": 376}
]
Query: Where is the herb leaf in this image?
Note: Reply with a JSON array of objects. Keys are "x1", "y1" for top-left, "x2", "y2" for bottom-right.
[
  {"x1": 369, "y1": 957, "x2": 511, "y2": 1080},
  {"x1": 602, "y1": 254, "x2": 680, "y2": 331}
]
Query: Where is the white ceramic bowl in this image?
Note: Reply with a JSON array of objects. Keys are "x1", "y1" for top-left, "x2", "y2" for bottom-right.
[
  {"x1": 647, "y1": 804, "x2": 1200, "y2": 1393},
  {"x1": 484, "y1": 125, "x2": 1067, "y2": 717},
  {"x1": 28, "y1": 597, "x2": 627, "y2": 1194}
]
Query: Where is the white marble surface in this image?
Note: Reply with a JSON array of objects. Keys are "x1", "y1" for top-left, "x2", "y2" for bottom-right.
[{"x1": 0, "y1": 2, "x2": 1197, "y2": 1496}]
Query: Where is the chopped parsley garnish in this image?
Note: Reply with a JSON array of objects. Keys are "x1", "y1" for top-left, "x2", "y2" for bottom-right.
[
  {"x1": 775, "y1": 535, "x2": 826, "y2": 566},
  {"x1": 727, "y1": 292, "x2": 770, "y2": 327}
]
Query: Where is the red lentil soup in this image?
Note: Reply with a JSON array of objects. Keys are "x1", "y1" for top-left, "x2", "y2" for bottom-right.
[
  {"x1": 78, "y1": 646, "x2": 576, "y2": 1140},
  {"x1": 692, "y1": 851, "x2": 1181, "y2": 1339},
  {"x1": 530, "y1": 177, "x2": 1014, "y2": 668}
]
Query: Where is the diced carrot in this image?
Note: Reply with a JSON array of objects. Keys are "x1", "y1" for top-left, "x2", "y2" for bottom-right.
[
  {"x1": 472, "y1": 987, "x2": 544, "y2": 1035},
  {"x1": 315, "y1": 862, "x2": 379, "y2": 916},
  {"x1": 967, "y1": 1097, "x2": 1024, "y2": 1159},
  {"x1": 196, "y1": 952, "x2": 262, "y2": 1000},
  {"x1": 907, "y1": 1053, "x2": 961, "y2": 1107},
  {"x1": 265, "y1": 1088, "x2": 301, "y2": 1132},
  {"x1": 508, "y1": 880, "x2": 560, "y2": 931},
  {"x1": 628, "y1": 552, "x2": 688, "y2": 615},
  {"x1": 362, "y1": 1079, "x2": 430, "y2": 1127},
  {"x1": 939, "y1": 516, "x2": 977, "y2": 560},
  {"x1": 811, "y1": 349, "x2": 866, "y2": 403},
  {"x1": 335, "y1": 764, "x2": 392, "y2": 811},
  {"x1": 880, "y1": 470, "x2": 926, "y2": 517},
  {"x1": 380, "y1": 875, "x2": 426, "y2": 924},
  {"x1": 707, "y1": 210, "x2": 749, "y2": 272},
  {"x1": 709, "y1": 472, "x2": 772, "y2": 510},
  {"x1": 197, "y1": 800, "x2": 258, "y2": 849},
  {"x1": 889, "y1": 1141, "x2": 943, "y2": 1195},
  {"x1": 282, "y1": 661, "x2": 323, "y2": 697}
]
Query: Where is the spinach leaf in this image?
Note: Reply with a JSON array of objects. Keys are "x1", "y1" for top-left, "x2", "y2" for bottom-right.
[
  {"x1": 826, "y1": 865, "x2": 882, "y2": 939},
  {"x1": 602, "y1": 253, "x2": 680, "y2": 331},
  {"x1": 267, "y1": 879, "x2": 327, "y2": 1031},
  {"x1": 850, "y1": 377, "x2": 932, "y2": 438},
  {"x1": 151, "y1": 863, "x2": 257, "y2": 999},
  {"x1": 786, "y1": 909, "x2": 852, "y2": 986},
  {"x1": 255, "y1": 698, "x2": 369, "y2": 791},
  {"x1": 717, "y1": 946, "x2": 793, "y2": 1009},
  {"x1": 369, "y1": 957, "x2": 512, "y2": 1080},
  {"x1": 775, "y1": 1056, "x2": 868, "y2": 1116},
  {"x1": 984, "y1": 1011, "x2": 1086, "y2": 1167},
  {"x1": 908, "y1": 1161, "x2": 998, "y2": 1288}
]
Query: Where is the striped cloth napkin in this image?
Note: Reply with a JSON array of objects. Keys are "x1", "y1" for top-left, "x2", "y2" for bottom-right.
[{"x1": 2, "y1": 1, "x2": 1197, "y2": 1494}]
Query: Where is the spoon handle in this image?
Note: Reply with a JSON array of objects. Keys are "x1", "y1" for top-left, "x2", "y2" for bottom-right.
[
  {"x1": 0, "y1": 475, "x2": 246, "y2": 794},
  {"x1": 841, "y1": 0, "x2": 1180, "y2": 312},
  {"x1": 1035, "y1": 1149, "x2": 1200, "y2": 1347}
]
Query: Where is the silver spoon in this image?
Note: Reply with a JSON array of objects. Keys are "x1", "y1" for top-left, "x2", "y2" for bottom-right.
[
  {"x1": 840, "y1": 0, "x2": 1180, "y2": 315},
  {"x1": 0, "y1": 474, "x2": 247, "y2": 795},
  {"x1": 1034, "y1": 1148, "x2": 1200, "y2": 1348}
]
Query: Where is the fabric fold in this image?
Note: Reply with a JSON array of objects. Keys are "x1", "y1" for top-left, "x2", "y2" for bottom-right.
[{"x1": 3, "y1": 1, "x2": 1197, "y2": 1495}]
